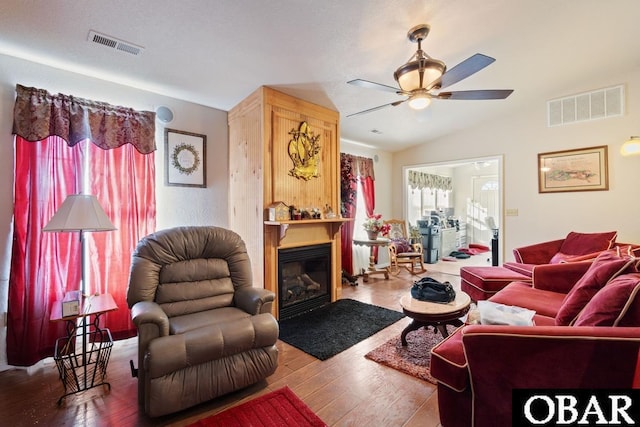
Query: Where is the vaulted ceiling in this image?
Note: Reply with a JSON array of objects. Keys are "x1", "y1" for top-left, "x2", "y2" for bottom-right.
[{"x1": 1, "y1": 0, "x2": 639, "y2": 151}]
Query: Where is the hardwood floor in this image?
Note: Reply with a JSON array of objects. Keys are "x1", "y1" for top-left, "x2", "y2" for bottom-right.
[{"x1": 0, "y1": 269, "x2": 462, "y2": 427}]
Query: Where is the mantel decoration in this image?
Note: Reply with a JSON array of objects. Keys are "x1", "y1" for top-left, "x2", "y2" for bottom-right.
[
  {"x1": 363, "y1": 214, "x2": 391, "y2": 240},
  {"x1": 288, "y1": 121, "x2": 321, "y2": 181},
  {"x1": 165, "y1": 128, "x2": 207, "y2": 188},
  {"x1": 538, "y1": 145, "x2": 608, "y2": 193}
]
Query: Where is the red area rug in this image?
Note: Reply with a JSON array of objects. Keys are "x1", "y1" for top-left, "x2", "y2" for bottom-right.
[
  {"x1": 458, "y1": 244, "x2": 490, "y2": 255},
  {"x1": 364, "y1": 325, "x2": 457, "y2": 384},
  {"x1": 188, "y1": 386, "x2": 327, "y2": 427}
]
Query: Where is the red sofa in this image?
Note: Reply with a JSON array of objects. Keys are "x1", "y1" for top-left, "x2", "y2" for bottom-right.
[
  {"x1": 431, "y1": 252, "x2": 640, "y2": 427},
  {"x1": 503, "y1": 230, "x2": 619, "y2": 277}
]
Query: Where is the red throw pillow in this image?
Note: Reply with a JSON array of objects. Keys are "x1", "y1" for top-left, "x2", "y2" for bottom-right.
[
  {"x1": 558, "y1": 231, "x2": 617, "y2": 256},
  {"x1": 549, "y1": 252, "x2": 574, "y2": 264},
  {"x1": 555, "y1": 251, "x2": 636, "y2": 326},
  {"x1": 574, "y1": 273, "x2": 640, "y2": 326}
]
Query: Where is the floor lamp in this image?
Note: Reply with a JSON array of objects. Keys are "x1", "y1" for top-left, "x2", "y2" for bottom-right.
[
  {"x1": 43, "y1": 194, "x2": 117, "y2": 300},
  {"x1": 43, "y1": 194, "x2": 116, "y2": 394}
]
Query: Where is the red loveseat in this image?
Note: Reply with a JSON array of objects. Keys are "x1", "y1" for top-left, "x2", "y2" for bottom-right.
[{"x1": 431, "y1": 252, "x2": 640, "y2": 427}]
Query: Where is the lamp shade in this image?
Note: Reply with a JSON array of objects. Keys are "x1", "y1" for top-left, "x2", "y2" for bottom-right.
[
  {"x1": 43, "y1": 194, "x2": 116, "y2": 232},
  {"x1": 408, "y1": 93, "x2": 432, "y2": 110},
  {"x1": 621, "y1": 136, "x2": 640, "y2": 157},
  {"x1": 394, "y1": 57, "x2": 445, "y2": 94}
]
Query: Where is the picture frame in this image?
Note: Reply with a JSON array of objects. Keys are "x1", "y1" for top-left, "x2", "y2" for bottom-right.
[
  {"x1": 165, "y1": 128, "x2": 207, "y2": 188},
  {"x1": 538, "y1": 145, "x2": 608, "y2": 193}
]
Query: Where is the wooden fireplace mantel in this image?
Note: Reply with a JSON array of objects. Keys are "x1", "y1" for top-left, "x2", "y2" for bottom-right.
[{"x1": 264, "y1": 218, "x2": 351, "y2": 242}]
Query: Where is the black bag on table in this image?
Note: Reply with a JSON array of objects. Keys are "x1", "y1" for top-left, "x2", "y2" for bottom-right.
[{"x1": 411, "y1": 277, "x2": 456, "y2": 303}]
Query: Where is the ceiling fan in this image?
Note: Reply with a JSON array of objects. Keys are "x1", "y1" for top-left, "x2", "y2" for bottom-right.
[{"x1": 347, "y1": 24, "x2": 513, "y2": 117}]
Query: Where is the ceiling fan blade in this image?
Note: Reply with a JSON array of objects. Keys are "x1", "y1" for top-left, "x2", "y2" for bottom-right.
[
  {"x1": 437, "y1": 89, "x2": 513, "y2": 100},
  {"x1": 435, "y1": 53, "x2": 496, "y2": 90},
  {"x1": 347, "y1": 79, "x2": 401, "y2": 94},
  {"x1": 346, "y1": 99, "x2": 406, "y2": 117}
]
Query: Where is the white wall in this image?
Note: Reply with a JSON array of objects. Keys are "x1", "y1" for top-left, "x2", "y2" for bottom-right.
[
  {"x1": 392, "y1": 66, "x2": 640, "y2": 261},
  {"x1": 0, "y1": 53, "x2": 229, "y2": 369}
]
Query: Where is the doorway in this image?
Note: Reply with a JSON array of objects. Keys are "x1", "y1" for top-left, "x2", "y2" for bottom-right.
[
  {"x1": 469, "y1": 175, "x2": 499, "y2": 247},
  {"x1": 404, "y1": 156, "x2": 503, "y2": 267}
]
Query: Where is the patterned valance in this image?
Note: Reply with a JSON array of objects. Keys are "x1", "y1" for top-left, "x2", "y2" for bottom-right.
[
  {"x1": 12, "y1": 84, "x2": 156, "y2": 154},
  {"x1": 408, "y1": 170, "x2": 452, "y2": 191},
  {"x1": 354, "y1": 155, "x2": 375, "y2": 180}
]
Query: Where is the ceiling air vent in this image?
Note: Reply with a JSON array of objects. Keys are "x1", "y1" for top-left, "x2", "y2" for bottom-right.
[
  {"x1": 547, "y1": 84, "x2": 624, "y2": 127},
  {"x1": 87, "y1": 30, "x2": 144, "y2": 57}
]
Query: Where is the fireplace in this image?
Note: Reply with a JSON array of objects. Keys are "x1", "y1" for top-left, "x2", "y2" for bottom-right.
[{"x1": 278, "y1": 243, "x2": 331, "y2": 320}]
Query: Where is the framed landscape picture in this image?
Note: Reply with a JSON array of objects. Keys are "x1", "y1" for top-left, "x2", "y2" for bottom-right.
[
  {"x1": 538, "y1": 145, "x2": 608, "y2": 193},
  {"x1": 165, "y1": 128, "x2": 207, "y2": 188}
]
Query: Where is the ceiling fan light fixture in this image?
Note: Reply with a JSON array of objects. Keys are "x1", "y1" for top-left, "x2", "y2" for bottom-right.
[
  {"x1": 346, "y1": 23, "x2": 512, "y2": 118},
  {"x1": 394, "y1": 58, "x2": 446, "y2": 92},
  {"x1": 408, "y1": 93, "x2": 431, "y2": 110}
]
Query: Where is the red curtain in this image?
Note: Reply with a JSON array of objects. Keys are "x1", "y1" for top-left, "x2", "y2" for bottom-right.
[
  {"x1": 360, "y1": 176, "x2": 375, "y2": 218},
  {"x1": 8, "y1": 136, "x2": 84, "y2": 366},
  {"x1": 7, "y1": 137, "x2": 155, "y2": 365},
  {"x1": 86, "y1": 142, "x2": 156, "y2": 340},
  {"x1": 340, "y1": 154, "x2": 377, "y2": 274},
  {"x1": 8, "y1": 85, "x2": 157, "y2": 366},
  {"x1": 359, "y1": 176, "x2": 377, "y2": 260},
  {"x1": 340, "y1": 154, "x2": 358, "y2": 275}
]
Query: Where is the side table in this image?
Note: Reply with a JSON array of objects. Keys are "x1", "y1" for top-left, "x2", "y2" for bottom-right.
[
  {"x1": 353, "y1": 237, "x2": 391, "y2": 282},
  {"x1": 50, "y1": 293, "x2": 118, "y2": 405}
]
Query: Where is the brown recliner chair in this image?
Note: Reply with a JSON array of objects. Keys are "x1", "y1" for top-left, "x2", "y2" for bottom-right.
[{"x1": 126, "y1": 226, "x2": 279, "y2": 417}]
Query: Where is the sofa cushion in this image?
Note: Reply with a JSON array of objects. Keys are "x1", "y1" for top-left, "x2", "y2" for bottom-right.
[
  {"x1": 169, "y1": 306, "x2": 250, "y2": 334},
  {"x1": 556, "y1": 231, "x2": 617, "y2": 258},
  {"x1": 574, "y1": 273, "x2": 640, "y2": 327},
  {"x1": 555, "y1": 252, "x2": 637, "y2": 326},
  {"x1": 460, "y1": 266, "x2": 531, "y2": 301},
  {"x1": 489, "y1": 282, "x2": 564, "y2": 319}
]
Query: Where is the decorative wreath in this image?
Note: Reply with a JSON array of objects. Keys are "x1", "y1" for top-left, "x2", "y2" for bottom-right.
[{"x1": 171, "y1": 143, "x2": 200, "y2": 175}]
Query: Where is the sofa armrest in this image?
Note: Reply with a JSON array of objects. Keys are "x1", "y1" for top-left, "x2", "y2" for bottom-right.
[
  {"x1": 530, "y1": 261, "x2": 592, "y2": 293},
  {"x1": 461, "y1": 325, "x2": 640, "y2": 427},
  {"x1": 234, "y1": 286, "x2": 275, "y2": 315},
  {"x1": 513, "y1": 239, "x2": 564, "y2": 264},
  {"x1": 131, "y1": 301, "x2": 170, "y2": 361},
  {"x1": 131, "y1": 300, "x2": 170, "y2": 337},
  {"x1": 130, "y1": 300, "x2": 170, "y2": 405}
]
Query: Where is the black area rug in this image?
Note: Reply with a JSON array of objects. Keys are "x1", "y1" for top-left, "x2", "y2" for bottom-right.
[{"x1": 278, "y1": 298, "x2": 405, "y2": 360}]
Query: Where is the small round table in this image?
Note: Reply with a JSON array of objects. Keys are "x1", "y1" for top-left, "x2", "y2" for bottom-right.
[
  {"x1": 399, "y1": 290, "x2": 471, "y2": 346},
  {"x1": 353, "y1": 237, "x2": 390, "y2": 282}
]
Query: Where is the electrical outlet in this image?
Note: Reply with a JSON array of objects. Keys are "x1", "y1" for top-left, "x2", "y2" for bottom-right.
[{"x1": 506, "y1": 208, "x2": 519, "y2": 216}]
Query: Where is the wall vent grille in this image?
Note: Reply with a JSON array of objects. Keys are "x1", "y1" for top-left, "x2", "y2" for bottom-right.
[
  {"x1": 87, "y1": 30, "x2": 144, "y2": 57},
  {"x1": 547, "y1": 85, "x2": 624, "y2": 127}
]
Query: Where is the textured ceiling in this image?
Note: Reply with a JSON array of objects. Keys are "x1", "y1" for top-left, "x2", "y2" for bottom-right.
[{"x1": 1, "y1": 0, "x2": 639, "y2": 152}]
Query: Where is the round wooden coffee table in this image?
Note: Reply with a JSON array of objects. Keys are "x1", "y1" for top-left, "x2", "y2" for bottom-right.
[{"x1": 399, "y1": 291, "x2": 471, "y2": 346}]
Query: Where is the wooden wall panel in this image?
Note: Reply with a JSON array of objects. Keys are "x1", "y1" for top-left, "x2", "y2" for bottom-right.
[
  {"x1": 228, "y1": 89, "x2": 264, "y2": 286},
  {"x1": 269, "y1": 112, "x2": 335, "y2": 211},
  {"x1": 229, "y1": 86, "x2": 342, "y2": 317}
]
